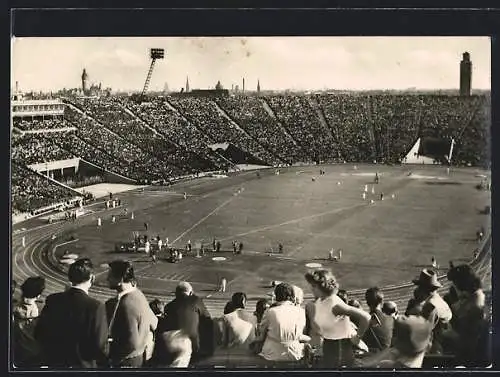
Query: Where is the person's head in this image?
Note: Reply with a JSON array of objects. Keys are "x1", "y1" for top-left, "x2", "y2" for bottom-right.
[
  {"x1": 274, "y1": 282, "x2": 295, "y2": 303},
  {"x1": 412, "y1": 286, "x2": 428, "y2": 302},
  {"x1": 107, "y1": 260, "x2": 136, "y2": 291},
  {"x1": 231, "y1": 292, "x2": 247, "y2": 310},
  {"x1": 149, "y1": 299, "x2": 164, "y2": 316},
  {"x1": 292, "y1": 285, "x2": 304, "y2": 306},
  {"x1": 447, "y1": 264, "x2": 482, "y2": 295},
  {"x1": 382, "y1": 301, "x2": 398, "y2": 317},
  {"x1": 175, "y1": 281, "x2": 193, "y2": 299},
  {"x1": 337, "y1": 289, "x2": 348, "y2": 303},
  {"x1": 304, "y1": 269, "x2": 339, "y2": 298},
  {"x1": 68, "y1": 258, "x2": 95, "y2": 287},
  {"x1": 365, "y1": 287, "x2": 384, "y2": 310},
  {"x1": 348, "y1": 299, "x2": 361, "y2": 309},
  {"x1": 20, "y1": 276, "x2": 45, "y2": 299},
  {"x1": 254, "y1": 299, "x2": 270, "y2": 323},
  {"x1": 412, "y1": 269, "x2": 442, "y2": 295}
]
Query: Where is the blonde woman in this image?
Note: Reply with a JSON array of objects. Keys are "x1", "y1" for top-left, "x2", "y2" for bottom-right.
[{"x1": 305, "y1": 269, "x2": 370, "y2": 368}]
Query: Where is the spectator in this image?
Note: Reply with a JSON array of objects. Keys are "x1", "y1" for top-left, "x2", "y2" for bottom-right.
[
  {"x1": 157, "y1": 282, "x2": 213, "y2": 364},
  {"x1": 12, "y1": 277, "x2": 45, "y2": 367},
  {"x1": 348, "y1": 299, "x2": 362, "y2": 309},
  {"x1": 221, "y1": 292, "x2": 255, "y2": 348},
  {"x1": 223, "y1": 292, "x2": 247, "y2": 315},
  {"x1": 35, "y1": 258, "x2": 108, "y2": 368},
  {"x1": 444, "y1": 264, "x2": 491, "y2": 366},
  {"x1": 105, "y1": 260, "x2": 158, "y2": 368},
  {"x1": 409, "y1": 269, "x2": 452, "y2": 354},
  {"x1": 357, "y1": 313, "x2": 435, "y2": 368},
  {"x1": 337, "y1": 289, "x2": 348, "y2": 304},
  {"x1": 253, "y1": 299, "x2": 270, "y2": 327},
  {"x1": 150, "y1": 299, "x2": 165, "y2": 318},
  {"x1": 304, "y1": 269, "x2": 370, "y2": 368},
  {"x1": 255, "y1": 282, "x2": 310, "y2": 362},
  {"x1": 382, "y1": 301, "x2": 398, "y2": 318},
  {"x1": 362, "y1": 287, "x2": 394, "y2": 352}
]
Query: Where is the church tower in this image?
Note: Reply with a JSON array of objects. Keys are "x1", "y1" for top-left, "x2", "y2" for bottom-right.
[
  {"x1": 186, "y1": 76, "x2": 190, "y2": 93},
  {"x1": 257, "y1": 79, "x2": 261, "y2": 94},
  {"x1": 81, "y1": 68, "x2": 88, "y2": 95}
]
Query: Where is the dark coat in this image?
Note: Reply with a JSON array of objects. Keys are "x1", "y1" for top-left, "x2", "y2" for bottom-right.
[
  {"x1": 157, "y1": 295, "x2": 213, "y2": 361},
  {"x1": 34, "y1": 288, "x2": 108, "y2": 368}
]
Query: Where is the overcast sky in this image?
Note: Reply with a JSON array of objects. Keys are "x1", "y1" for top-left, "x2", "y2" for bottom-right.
[{"x1": 11, "y1": 37, "x2": 491, "y2": 92}]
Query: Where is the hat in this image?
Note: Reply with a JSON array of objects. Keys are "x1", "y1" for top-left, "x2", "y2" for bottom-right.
[
  {"x1": 393, "y1": 315, "x2": 433, "y2": 356},
  {"x1": 412, "y1": 269, "x2": 442, "y2": 289}
]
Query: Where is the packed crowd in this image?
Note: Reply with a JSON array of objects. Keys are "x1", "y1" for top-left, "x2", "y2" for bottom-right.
[
  {"x1": 316, "y1": 94, "x2": 374, "y2": 162},
  {"x1": 265, "y1": 95, "x2": 339, "y2": 163},
  {"x1": 167, "y1": 97, "x2": 279, "y2": 165},
  {"x1": 12, "y1": 133, "x2": 73, "y2": 165},
  {"x1": 215, "y1": 96, "x2": 307, "y2": 164},
  {"x1": 125, "y1": 99, "x2": 231, "y2": 171},
  {"x1": 11, "y1": 94, "x2": 489, "y2": 214},
  {"x1": 13, "y1": 118, "x2": 72, "y2": 131},
  {"x1": 11, "y1": 162, "x2": 79, "y2": 214},
  {"x1": 12, "y1": 258, "x2": 491, "y2": 369},
  {"x1": 71, "y1": 98, "x2": 215, "y2": 176}
]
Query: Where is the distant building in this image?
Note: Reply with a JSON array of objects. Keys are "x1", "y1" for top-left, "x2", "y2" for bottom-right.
[
  {"x1": 186, "y1": 76, "x2": 190, "y2": 93},
  {"x1": 460, "y1": 52, "x2": 472, "y2": 97},
  {"x1": 172, "y1": 80, "x2": 229, "y2": 98},
  {"x1": 81, "y1": 69, "x2": 88, "y2": 94},
  {"x1": 257, "y1": 80, "x2": 261, "y2": 94}
]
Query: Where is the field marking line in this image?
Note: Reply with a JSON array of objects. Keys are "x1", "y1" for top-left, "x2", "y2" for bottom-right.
[
  {"x1": 219, "y1": 202, "x2": 365, "y2": 242},
  {"x1": 171, "y1": 195, "x2": 237, "y2": 245}
]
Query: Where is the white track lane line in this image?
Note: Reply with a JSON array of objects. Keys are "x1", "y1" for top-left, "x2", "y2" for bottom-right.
[
  {"x1": 171, "y1": 195, "x2": 237, "y2": 245},
  {"x1": 219, "y1": 202, "x2": 365, "y2": 242}
]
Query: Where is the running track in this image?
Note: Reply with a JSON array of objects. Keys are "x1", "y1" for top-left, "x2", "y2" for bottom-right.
[{"x1": 11, "y1": 218, "x2": 491, "y2": 317}]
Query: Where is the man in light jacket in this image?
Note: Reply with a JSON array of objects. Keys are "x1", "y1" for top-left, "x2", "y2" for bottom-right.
[{"x1": 105, "y1": 260, "x2": 158, "y2": 368}]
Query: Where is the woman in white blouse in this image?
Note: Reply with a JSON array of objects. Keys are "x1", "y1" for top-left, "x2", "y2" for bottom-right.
[
  {"x1": 305, "y1": 269, "x2": 370, "y2": 368},
  {"x1": 256, "y1": 283, "x2": 311, "y2": 362}
]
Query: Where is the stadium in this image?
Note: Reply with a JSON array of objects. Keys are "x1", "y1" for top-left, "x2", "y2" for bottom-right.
[{"x1": 11, "y1": 40, "x2": 491, "y2": 369}]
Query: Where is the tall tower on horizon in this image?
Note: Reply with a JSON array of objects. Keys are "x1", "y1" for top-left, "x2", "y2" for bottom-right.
[
  {"x1": 460, "y1": 52, "x2": 472, "y2": 97},
  {"x1": 186, "y1": 76, "x2": 190, "y2": 93},
  {"x1": 81, "y1": 68, "x2": 88, "y2": 94},
  {"x1": 243, "y1": 78, "x2": 245, "y2": 93},
  {"x1": 257, "y1": 79, "x2": 261, "y2": 94}
]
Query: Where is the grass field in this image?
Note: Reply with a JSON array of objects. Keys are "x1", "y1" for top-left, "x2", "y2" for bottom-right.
[{"x1": 53, "y1": 164, "x2": 490, "y2": 300}]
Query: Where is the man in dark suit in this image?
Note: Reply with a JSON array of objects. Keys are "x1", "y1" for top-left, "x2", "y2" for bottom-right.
[
  {"x1": 34, "y1": 258, "x2": 108, "y2": 368},
  {"x1": 154, "y1": 282, "x2": 213, "y2": 365}
]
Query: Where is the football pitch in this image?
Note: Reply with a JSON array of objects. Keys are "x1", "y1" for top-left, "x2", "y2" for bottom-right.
[{"x1": 53, "y1": 164, "x2": 490, "y2": 299}]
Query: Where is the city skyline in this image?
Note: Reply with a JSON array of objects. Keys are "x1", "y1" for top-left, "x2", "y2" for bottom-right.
[{"x1": 11, "y1": 37, "x2": 491, "y2": 93}]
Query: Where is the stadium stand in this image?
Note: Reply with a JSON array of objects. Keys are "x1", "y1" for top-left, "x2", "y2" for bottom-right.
[
  {"x1": 11, "y1": 93, "x2": 490, "y2": 218},
  {"x1": 10, "y1": 91, "x2": 489, "y2": 228}
]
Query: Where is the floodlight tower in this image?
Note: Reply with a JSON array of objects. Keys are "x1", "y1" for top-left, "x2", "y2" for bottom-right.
[{"x1": 141, "y1": 48, "x2": 165, "y2": 99}]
